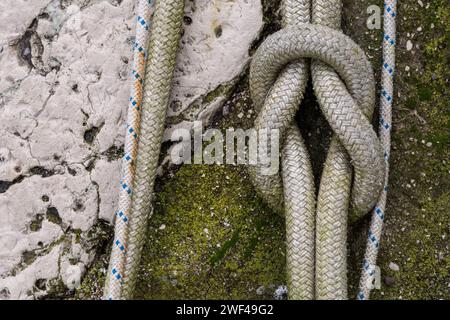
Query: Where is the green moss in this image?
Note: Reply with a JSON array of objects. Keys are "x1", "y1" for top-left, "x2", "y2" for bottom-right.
[
  {"x1": 29, "y1": 214, "x2": 44, "y2": 232},
  {"x1": 370, "y1": 192, "x2": 449, "y2": 300},
  {"x1": 46, "y1": 206, "x2": 62, "y2": 225},
  {"x1": 74, "y1": 256, "x2": 109, "y2": 300},
  {"x1": 210, "y1": 228, "x2": 241, "y2": 265},
  {"x1": 134, "y1": 165, "x2": 285, "y2": 299},
  {"x1": 45, "y1": 279, "x2": 69, "y2": 300},
  {"x1": 417, "y1": 86, "x2": 433, "y2": 101},
  {"x1": 103, "y1": 145, "x2": 124, "y2": 162},
  {"x1": 72, "y1": 229, "x2": 82, "y2": 244},
  {"x1": 405, "y1": 98, "x2": 417, "y2": 110},
  {"x1": 203, "y1": 83, "x2": 232, "y2": 104},
  {"x1": 22, "y1": 250, "x2": 37, "y2": 266}
]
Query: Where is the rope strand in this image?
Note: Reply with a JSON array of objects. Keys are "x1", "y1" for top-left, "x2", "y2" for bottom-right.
[
  {"x1": 104, "y1": 0, "x2": 155, "y2": 300},
  {"x1": 357, "y1": 0, "x2": 397, "y2": 300}
]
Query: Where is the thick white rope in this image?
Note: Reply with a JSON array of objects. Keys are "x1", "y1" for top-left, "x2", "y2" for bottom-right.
[{"x1": 358, "y1": 0, "x2": 397, "y2": 300}]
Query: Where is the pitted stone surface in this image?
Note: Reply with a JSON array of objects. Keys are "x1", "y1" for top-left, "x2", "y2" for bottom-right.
[
  {"x1": 170, "y1": 0, "x2": 263, "y2": 119},
  {"x1": 0, "y1": 0, "x2": 262, "y2": 299}
]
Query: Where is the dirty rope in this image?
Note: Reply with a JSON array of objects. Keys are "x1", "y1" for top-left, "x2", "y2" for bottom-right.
[
  {"x1": 104, "y1": 0, "x2": 184, "y2": 299},
  {"x1": 249, "y1": 0, "x2": 387, "y2": 299}
]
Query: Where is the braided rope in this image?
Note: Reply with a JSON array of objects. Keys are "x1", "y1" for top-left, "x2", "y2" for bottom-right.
[
  {"x1": 357, "y1": 0, "x2": 397, "y2": 300},
  {"x1": 104, "y1": 0, "x2": 184, "y2": 299},
  {"x1": 120, "y1": 0, "x2": 184, "y2": 299},
  {"x1": 249, "y1": 0, "x2": 385, "y2": 299},
  {"x1": 104, "y1": 0, "x2": 155, "y2": 300}
]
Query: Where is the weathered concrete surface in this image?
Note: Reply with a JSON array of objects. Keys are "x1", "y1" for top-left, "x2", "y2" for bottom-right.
[{"x1": 0, "y1": 0, "x2": 262, "y2": 299}]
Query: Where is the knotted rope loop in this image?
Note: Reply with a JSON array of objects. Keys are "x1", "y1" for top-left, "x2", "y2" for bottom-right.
[
  {"x1": 249, "y1": 0, "x2": 385, "y2": 300},
  {"x1": 250, "y1": 24, "x2": 385, "y2": 215}
]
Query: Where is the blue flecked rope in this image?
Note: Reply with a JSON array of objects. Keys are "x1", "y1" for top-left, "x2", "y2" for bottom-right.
[
  {"x1": 358, "y1": 0, "x2": 397, "y2": 300},
  {"x1": 104, "y1": 0, "x2": 155, "y2": 300}
]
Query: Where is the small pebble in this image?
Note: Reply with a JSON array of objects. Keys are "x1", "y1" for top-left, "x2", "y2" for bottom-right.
[
  {"x1": 406, "y1": 40, "x2": 413, "y2": 51},
  {"x1": 274, "y1": 285, "x2": 288, "y2": 300},
  {"x1": 384, "y1": 276, "x2": 396, "y2": 287},
  {"x1": 256, "y1": 285, "x2": 265, "y2": 295},
  {"x1": 389, "y1": 262, "x2": 400, "y2": 272}
]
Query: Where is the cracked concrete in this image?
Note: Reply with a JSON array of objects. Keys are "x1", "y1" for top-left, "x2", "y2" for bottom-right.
[{"x1": 0, "y1": 0, "x2": 263, "y2": 299}]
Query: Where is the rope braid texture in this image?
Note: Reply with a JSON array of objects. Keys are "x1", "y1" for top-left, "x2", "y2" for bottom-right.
[
  {"x1": 104, "y1": 0, "x2": 184, "y2": 299},
  {"x1": 104, "y1": 0, "x2": 155, "y2": 300},
  {"x1": 103, "y1": 0, "x2": 396, "y2": 300},
  {"x1": 249, "y1": 0, "x2": 386, "y2": 299}
]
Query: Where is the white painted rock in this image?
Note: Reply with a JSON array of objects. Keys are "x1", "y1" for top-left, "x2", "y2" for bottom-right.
[{"x1": 0, "y1": 0, "x2": 262, "y2": 299}]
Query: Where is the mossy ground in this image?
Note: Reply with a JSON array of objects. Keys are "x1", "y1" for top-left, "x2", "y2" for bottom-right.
[
  {"x1": 76, "y1": 0, "x2": 449, "y2": 299},
  {"x1": 135, "y1": 165, "x2": 285, "y2": 299}
]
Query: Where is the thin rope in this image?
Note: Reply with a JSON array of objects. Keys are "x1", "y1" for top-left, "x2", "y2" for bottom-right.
[
  {"x1": 357, "y1": 0, "x2": 397, "y2": 300},
  {"x1": 105, "y1": 0, "x2": 184, "y2": 300}
]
